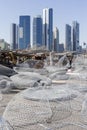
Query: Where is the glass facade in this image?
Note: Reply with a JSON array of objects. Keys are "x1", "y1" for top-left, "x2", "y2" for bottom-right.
[
  {"x1": 53, "y1": 27, "x2": 59, "y2": 52},
  {"x1": 65, "y1": 24, "x2": 71, "y2": 51},
  {"x1": 19, "y1": 16, "x2": 30, "y2": 49},
  {"x1": 11, "y1": 23, "x2": 18, "y2": 50},
  {"x1": 43, "y1": 8, "x2": 53, "y2": 51},
  {"x1": 72, "y1": 21, "x2": 79, "y2": 51},
  {"x1": 33, "y1": 16, "x2": 42, "y2": 47}
]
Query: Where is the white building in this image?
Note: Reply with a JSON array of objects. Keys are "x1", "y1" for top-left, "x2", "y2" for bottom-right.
[
  {"x1": 53, "y1": 27, "x2": 59, "y2": 52},
  {"x1": 0, "y1": 39, "x2": 10, "y2": 50}
]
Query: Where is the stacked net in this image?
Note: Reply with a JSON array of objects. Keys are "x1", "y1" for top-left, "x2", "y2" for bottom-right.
[
  {"x1": 65, "y1": 71, "x2": 87, "y2": 113},
  {"x1": 57, "y1": 55, "x2": 69, "y2": 68},
  {"x1": 45, "y1": 66, "x2": 66, "y2": 74},
  {"x1": 72, "y1": 54, "x2": 85, "y2": 71},
  {"x1": 49, "y1": 71, "x2": 69, "y2": 81},
  {"x1": 10, "y1": 72, "x2": 52, "y2": 89},
  {"x1": 47, "y1": 122, "x2": 87, "y2": 130},
  {"x1": 0, "y1": 75, "x2": 15, "y2": 93},
  {"x1": 3, "y1": 87, "x2": 72, "y2": 130},
  {"x1": 0, "y1": 117, "x2": 13, "y2": 130},
  {"x1": 67, "y1": 60, "x2": 87, "y2": 93},
  {"x1": 81, "y1": 94, "x2": 87, "y2": 125},
  {"x1": 14, "y1": 66, "x2": 49, "y2": 76}
]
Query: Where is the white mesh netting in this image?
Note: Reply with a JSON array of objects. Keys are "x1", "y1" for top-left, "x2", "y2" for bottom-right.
[
  {"x1": 66, "y1": 71, "x2": 87, "y2": 93},
  {"x1": 45, "y1": 66, "x2": 67, "y2": 74},
  {"x1": 47, "y1": 122, "x2": 87, "y2": 130},
  {"x1": 3, "y1": 87, "x2": 52, "y2": 129},
  {"x1": 0, "y1": 117, "x2": 13, "y2": 130},
  {"x1": 2, "y1": 54, "x2": 87, "y2": 130},
  {"x1": 57, "y1": 55, "x2": 69, "y2": 68},
  {"x1": 14, "y1": 67, "x2": 49, "y2": 76},
  {"x1": 10, "y1": 72, "x2": 52, "y2": 89},
  {"x1": 49, "y1": 71, "x2": 69, "y2": 80},
  {"x1": 0, "y1": 75, "x2": 15, "y2": 93},
  {"x1": 81, "y1": 94, "x2": 87, "y2": 125},
  {"x1": 72, "y1": 54, "x2": 85, "y2": 70},
  {"x1": 44, "y1": 54, "x2": 68, "y2": 73},
  {"x1": 3, "y1": 86, "x2": 72, "y2": 130}
]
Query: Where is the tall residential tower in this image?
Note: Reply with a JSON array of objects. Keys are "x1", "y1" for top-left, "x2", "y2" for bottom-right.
[
  {"x1": 53, "y1": 27, "x2": 59, "y2": 52},
  {"x1": 33, "y1": 15, "x2": 42, "y2": 48},
  {"x1": 10, "y1": 23, "x2": 18, "y2": 50},
  {"x1": 72, "y1": 21, "x2": 79, "y2": 51},
  {"x1": 19, "y1": 16, "x2": 30, "y2": 49},
  {"x1": 43, "y1": 8, "x2": 53, "y2": 51},
  {"x1": 65, "y1": 24, "x2": 71, "y2": 51}
]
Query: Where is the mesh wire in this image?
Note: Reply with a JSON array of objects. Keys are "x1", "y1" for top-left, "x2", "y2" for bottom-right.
[
  {"x1": 0, "y1": 75, "x2": 15, "y2": 93},
  {"x1": 14, "y1": 66, "x2": 48, "y2": 76},
  {"x1": 0, "y1": 117, "x2": 13, "y2": 130},
  {"x1": 67, "y1": 69, "x2": 87, "y2": 93},
  {"x1": 3, "y1": 88, "x2": 52, "y2": 129},
  {"x1": 10, "y1": 72, "x2": 52, "y2": 89},
  {"x1": 3, "y1": 87, "x2": 72, "y2": 129},
  {"x1": 81, "y1": 94, "x2": 87, "y2": 125},
  {"x1": 47, "y1": 122, "x2": 87, "y2": 130},
  {"x1": 72, "y1": 54, "x2": 84, "y2": 70}
]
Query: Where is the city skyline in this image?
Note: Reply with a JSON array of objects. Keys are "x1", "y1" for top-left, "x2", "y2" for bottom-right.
[{"x1": 0, "y1": 0, "x2": 87, "y2": 46}]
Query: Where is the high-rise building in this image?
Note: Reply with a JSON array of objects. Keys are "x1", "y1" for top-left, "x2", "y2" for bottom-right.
[
  {"x1": 19, "y1": 16, "x2": 30, "y2": 49},
  {"x1": 53, "y1": 27, "x2": 59, "y2": 52},
  {"x1": 33, "y1": 15, "x2": 42, "y2": 48},
  {"x1": 43, "y1": 8, "x2": 53, "y2": 51},
  {"x1": 0, "y1": 39, "x2": 10, "y2": 50},
  {"x1": 65, "y1": 24, "x2": 71, "y2": 51},
  {"x1": 10, "y1": 23, "x2": 18, "y2": 50},
  {"x1": 72, "y1": 21, "x2": 79, "y2": 51},
  {"x1": 59, "y1": 43, "x2": 64, "y2": 53}
]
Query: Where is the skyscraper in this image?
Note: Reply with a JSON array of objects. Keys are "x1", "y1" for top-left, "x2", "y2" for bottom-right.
[
  {"x1": 19, "y1": 16, "x2": 30, "y2": 49},
  {"x1": 65, "y1": 24, "x2": 71, "y2": 51},
  {"x1": 33, "y1": 15, "x2": 42, "y2": 48},
  {"x1": 43, "y1": 8, "x2": 53, "y2": 51},
  {"x1": 72, "y1": 21, "x2": 79, "y2": 51},
  {"x1": 53, "y1": 27, "x2": 59, "y2": 52},
  {"x1": 10, "y1": 23, "x2": 18, "y2": 50}
]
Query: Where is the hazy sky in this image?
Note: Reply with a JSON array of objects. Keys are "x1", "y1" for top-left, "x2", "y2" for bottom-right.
[{"x1": 0, "y1": 0, "x2": 87, "y2": 46}]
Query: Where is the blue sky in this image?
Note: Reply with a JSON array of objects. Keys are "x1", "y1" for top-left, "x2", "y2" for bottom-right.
[{"x1": 0, "y1": 0, "x2": 87, "y2": 46}]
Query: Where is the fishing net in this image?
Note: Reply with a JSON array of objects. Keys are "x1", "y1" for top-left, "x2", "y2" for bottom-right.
[
  {"x1": 65, "y1": 71, "x2": 87, "y2": 112},
  {"x1": 81, "y1": 94, "x2": 87, "y2": 125},
  {"x1": 3, "y1": 86, "x2": 72, "y2": 129},
  {"x1": 47, "y1": 122, "x2": 87, "y2": 130},
  {"x1": 72, "y1": 54, "x2": 84, "y2": 70},
  {"x1": 57, "y1": 55, "x2": 69, "y2": 68},
  {"x1": 10, "y1": 72, "x2": 52, "y2": 89},
  {"x1": 14, "y1": 66, "x2": 48, "y2": 75},
  {"x1": 67, "y1": 70, "x2": 87, "y2": 93},
  {"x1": 0, "y1": 117, "x2": 13, "y2": 130},
  {"x1": 49, "y1": 71, "x2": 69, "y2": 80},
  {"x1": 0, "y1": 75, "x2": 15, "y2": 93},
  {"x1": 45, "y1": 66, "x2": 67, "y2": 74}
]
